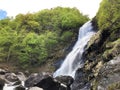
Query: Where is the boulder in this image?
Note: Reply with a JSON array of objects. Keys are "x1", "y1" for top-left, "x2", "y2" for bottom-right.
[
  {"x1": 35, "y1": 75, "x2": 60, "y2": 90},
  {"x1": 15, "y1": 85, "x2": 26, "y2": 90},
  {"x1": 0, "y1": 69, "x2": 8, "y2": 75},
  {"x1": 25, "y1": 72, "x2": 67, "y2": 90},
  {"x1": 25, "y1": 73, "x2": 41, "y2": 87},
  {"x1": 5, "y1": 73, "x2": 19, "y2": 82},
  {"x1": 16, "y1": 72, "x2": 27, "y2": 81},
  {"x1": 55, "y1": 75, "x2": 74, "y2": 87}
]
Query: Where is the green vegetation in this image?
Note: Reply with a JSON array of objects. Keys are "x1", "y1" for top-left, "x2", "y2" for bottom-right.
[
  {"x1": 96, "y1": 0, "x2": 120, "y2": 30},
  {"x1": 0, "y1": 7, "x2": 89, "y2": 68}
]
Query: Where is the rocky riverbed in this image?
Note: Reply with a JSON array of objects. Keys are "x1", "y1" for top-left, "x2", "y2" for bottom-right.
[
  {"x1": 0, "y1": 69, "x2": 74, "y2": 90},
  {"x1": 0, "y1": 55, "x2": 120, "y2": 90}
]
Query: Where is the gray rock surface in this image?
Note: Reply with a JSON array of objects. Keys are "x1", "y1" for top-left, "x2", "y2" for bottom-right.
[{"x1": 96, "y1": 55, "x2": 120, "y2": 90}]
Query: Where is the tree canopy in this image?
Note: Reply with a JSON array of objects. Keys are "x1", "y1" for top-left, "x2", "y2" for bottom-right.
[
  {"x1": 0, "y1": 7, "x2": 89, "y2": 68},
  {"x1": 96, "y1": 0, "x2": 120, "y2": 30}
]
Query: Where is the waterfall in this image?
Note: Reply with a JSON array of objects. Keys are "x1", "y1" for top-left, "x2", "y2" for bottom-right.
[{"x1": 53, "y1": 21, "x2": 95, "y2": 78}]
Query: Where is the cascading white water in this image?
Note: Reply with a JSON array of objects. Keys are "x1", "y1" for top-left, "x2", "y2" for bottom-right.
[
  {"x1": 53, "y1": 21, "x2": 96, "y2": 78},
  {"x1": 3, "y1": 81, "x2": 26, "y2": 90},
  {"x1": 3, "y1": 84, "x2": 17, "y2": 90}
]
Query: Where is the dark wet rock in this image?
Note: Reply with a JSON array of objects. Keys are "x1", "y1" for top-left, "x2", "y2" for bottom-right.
[
  {"x1": 0, "y1": 85, "x2": 3, "y2": 90},
  {"x1": 12, "y1": 81, "x2": 21, "y2": 86},
  {"x1": 24, "y1": 73, "x2": 47, "y2": 86},
  {"x1": 0, "y1": 69, "x2": 8, "y2": 75},
  {"x1": 92, "y1": 55, "x2": 120, "y2": 90},
  {"x1": 25, "y1": 72, "x2": 68, "y2": 90},
  {"x1": 25, "y1": 73, "x2": 43, "y2": 87},
  {"x1": 71, "y1": 68, "x2": 88, "y2": 90},
  {"x1": 0, "y1": 77, "x2": 5, "y2": 84},
  {"x1": 35, "y1": 76, "x2": 58, "y2": 89},
  {"x1": 0, "y1": 68, "x2": 7, "y2": 89},
  {"x1": 0, "y1": 78, "x2": 5, "y2": 90},
  {"x1": 5, "y1": 73, "x2": 19, "y2": 82},
  {"x1": 15, "y1": 85, "x2": 26, "y2": 90},
  {"x1": 25, "y1": 73, "x2": 59, "y2": 90},
  {"x1": 35, "y1": 76, "x2": 66, "y2": 90},
  {"x1": 55, "y1": 75, "x2": 74, "y2": 87}
]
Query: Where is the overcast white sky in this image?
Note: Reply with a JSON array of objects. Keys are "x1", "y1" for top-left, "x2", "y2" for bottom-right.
[{"x1": 0, "y1": 0, "x2": 102, "y2": 18}]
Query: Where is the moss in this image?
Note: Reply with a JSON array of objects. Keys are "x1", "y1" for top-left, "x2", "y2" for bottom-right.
[
  {"x1": 103, "y1": 39, "x2": 120, "y2": 60},
  {"x1": 91, "y1": 79, "x2": 99, "y2": 90},
  {"x1": 109, "y1": 29, "x2": 120, "y2": 42},
  {"x1": 107, "y1": 82, "x2": 120, "y2": 90}
]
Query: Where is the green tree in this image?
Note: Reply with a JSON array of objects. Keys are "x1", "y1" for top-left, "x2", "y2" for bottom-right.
[
  {"x1": 0, "y1": 7, "x2": 89, "y2": 68},
  {"x1": 96, "y1": 0, "x2": 120, "y2": 30},
  {"x1": 0, "y1": 26, "x2": 18, "y2": 61}
]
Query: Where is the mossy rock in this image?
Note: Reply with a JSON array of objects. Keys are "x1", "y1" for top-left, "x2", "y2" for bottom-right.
[
  {"x1": 107, "y1": 82, "x2": 120, "y2": 90},
  {"x1": 103, "y1": 39, "x2": 120, "y2": 60}
]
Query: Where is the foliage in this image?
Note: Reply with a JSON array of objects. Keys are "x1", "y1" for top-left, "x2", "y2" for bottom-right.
[
  {"x1": 35, "y1": 7, "x2": 89, "y2": 32},
  {"x1": 60, "y1": 31, "x2": 73, "y2": 42},
  {"x1": 96, "y1": 0, "x2": 120, "y2": 30},
  {"x1": 0, "y1": 7, "x2": 88, "y2": 68}
]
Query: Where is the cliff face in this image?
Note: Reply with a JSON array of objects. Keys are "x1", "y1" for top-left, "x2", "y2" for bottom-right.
[
  {"x1": 86, "y1": 0, "x2": 120, "y2": 62},
  {"x1": 72, "y1": 0, "x2": 120, "y2": 89}
]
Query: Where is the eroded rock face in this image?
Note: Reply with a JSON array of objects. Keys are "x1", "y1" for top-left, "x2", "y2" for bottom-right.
[
  {"x1": 71, "y1": 68, "x2": 90, "y2": 90},
  {"x1": 93, "y1": 55, "x2": 120, "y2": 90}
]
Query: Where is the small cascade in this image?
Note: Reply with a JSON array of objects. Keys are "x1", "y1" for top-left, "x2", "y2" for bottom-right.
[
  {"x1": 3, "y1": 81, "x2": 26, "y2": 90},
  {"x1": 54, "y1": 21, "x2": 96, "y2": 78},
  {"x1": 3, "y1": 84, "x2": 16, "y2": 90}
]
